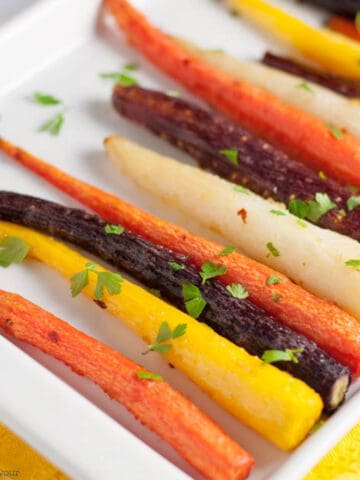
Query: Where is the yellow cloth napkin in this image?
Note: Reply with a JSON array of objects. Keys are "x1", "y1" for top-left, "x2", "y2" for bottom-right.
[{"x1": 0, "y1": 422, "x2": 359, "y2": 479}]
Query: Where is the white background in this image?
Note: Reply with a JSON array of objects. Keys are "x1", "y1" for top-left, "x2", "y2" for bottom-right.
[{"x1": 0, "y1": 0, "x2": 38, "y2": 24}]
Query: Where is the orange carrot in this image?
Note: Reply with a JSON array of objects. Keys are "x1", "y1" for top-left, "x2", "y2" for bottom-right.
[
  {"x1": 2, "y1": 137, "x2": 360, "y2": 377},
  {"x1": 104, "y1": 0, "x2": 360, "y2": 187},
  {"x1": 0, "y1": 290, "x2": 254, "y2": 480},
  {"x1": 328, "y1": 16, "x2": 360, "y2": 43}
]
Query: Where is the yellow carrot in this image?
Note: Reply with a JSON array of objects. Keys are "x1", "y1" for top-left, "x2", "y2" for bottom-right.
[
  {"x1": 0, "y1": 221, "x2": 323, "y2": 450},
  {"x1": 226, "y1": 0, "x2": 360, "y2": 78}
]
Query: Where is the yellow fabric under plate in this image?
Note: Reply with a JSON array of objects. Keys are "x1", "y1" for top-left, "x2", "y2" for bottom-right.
[{"x1": 0, "y1": 422, "x2": 359, "y2": 479}]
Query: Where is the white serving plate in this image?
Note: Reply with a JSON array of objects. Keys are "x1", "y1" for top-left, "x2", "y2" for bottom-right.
[{"x1": 0, "y1": 1, "x2": 359, "y2": 479}]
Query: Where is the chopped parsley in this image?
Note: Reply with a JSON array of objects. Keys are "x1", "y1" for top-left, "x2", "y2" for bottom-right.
[
  {"x1": 262, "y1": 348, "x2": 303, "y2": 365},
  {"x1": 70, "y1": 262, "x2": 123, "y2": 300},
  {"x1": 270, "y1": 209, "x2": 286, "y2": 216},
  {"x1": 104, "y1": 224, "x2": 125, "y2": 235},
  {"x1": 226, "y1": 283, "x2": 249, "y2": 299},
  {"x1": 347, "y1": 196, "x2": 360, "y2": 212},
  {"x1": 288, "y1": 198, "x2": 309, "y2": 219},
  {"x1": 219, "y1": 148, "x2": 238, "y2": 165},
  {"x1": 40, "y1": 112, "x2": 65, "y2": 135},
  {"x1": 266, "y1": 275, "x2": 283, "y2": 286},
  {"x1": 297, "y1": 219, "x2": 307, "y2": 228},
  {"x1": 100, "y1": 71, "x2": 138, "y2": 86},
  {"x1": 345, "y1": 259, "x2": 360, "y2": 271},
  {"x1": 297, "y1": 81, "x2": 313, "y2": 93},
  {"x1": 338, "y1": 209, "x2": 347, "y2": 218},
  {"x1": 166, "y1": 90, "x2": 181, "y2": 97},
  {"x1": 307, "y1": 193, "x2": 336, "y2": 222},
  {"x1": 143, "y1": 321, "x2": 187, "y2": 355},
  {"x1": 327, "y1": 124, "x2": 344, "y2": 139},
  {"x1": 0, "y1": 237, "x2": 29, "y2": 267},
  {"x1": 136, "y1": 371, "x2": 163, "y2": 381},
  {"x1": 200, "y1": 262, "x2": 227, "y2": 284},
  {"x1": 32, "y1": 92, "x2": 61, "y2": 106},
  {"x1": 233, "y1": 185, "x2": 250, "y2": 195},
  {"x1": 218, "y1": 245, "x2": 236, "y2": 256},
  {"x1": 168, "y1": 262, "x2": 184, "y2": 271},
  {"x1": 266, "y1": 242, "x2": 280, "y2": 257},
  {"x1": 272, "y1": 294, "x2": 282, "y2": 303},
  {"x1": 318, "y1": 171, "x2": 327, "y2": 180},
  {"x1": 182, "y1": 282, "x2": 207, "y2": 319}
]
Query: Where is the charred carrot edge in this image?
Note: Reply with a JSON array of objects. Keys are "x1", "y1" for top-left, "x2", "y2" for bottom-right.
[
  {"x1": 1, "y1": 139, "x2": 360, "y2": 377},
  {"x1": 328, "y1": 16, "x2": 360, "y2": 43},
  {"x1": 262, "y1": 51, "x2": 360, "y2": 99},
  {"x1": 0, "y1": 290, "x2": 254, "y2": 480},
  {"x1": 104, "y1": 0, "x2": 360, "y2": 188},
  {"x1": 0, "y1": 222, "x2": 324, "y2": 450}
]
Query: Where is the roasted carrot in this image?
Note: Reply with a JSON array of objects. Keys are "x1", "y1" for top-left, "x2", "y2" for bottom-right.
[
  {"x1": 1, "y1": 139, "x2": 360, "y2": 378},
  {"x1": 0, "y1": 290, "x2": 254, "y2": 480},
  {"x1": 328, "y1": 15, "x2": 360, "y2": 43},
  {"x1": 0, "y1": 222, "x2": 323, "y2": 450},
  {"x1": 104, "y1": 0, "x2": 360, "y2": 188},
  {"x1": 0, "y1": 191, "x2": 349, "y2": 410},
  {"x1": 225, "y1": 0, "x2": 360, "y2": 79},
  {"x1": 262, "y1": 51, "x2": 360, "y2": 99}
]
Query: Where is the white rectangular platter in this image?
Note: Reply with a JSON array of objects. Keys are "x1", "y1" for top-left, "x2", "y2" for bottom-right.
[{"x1": 0, "y1": 1, "x2": 359, "y2": 479}]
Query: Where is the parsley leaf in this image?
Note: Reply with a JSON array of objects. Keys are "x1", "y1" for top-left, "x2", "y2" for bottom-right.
[
  {"x1": 70, "y1": 269, "x2": 89, "y2": 297},
  {"x1": 182, "y1": 282, "x2": 207, "y2": 318},
  {"x1": 266, "y1": 242, "x2": 280, "y2": 257},
  {"x1": 272, "y1": 294, "x2": 282, "y2": 302},
  {"x1": 136, "y1": 371, "x2": 163, "y2": 381},
  {"x1": 32, "y1": 92, "x2": 61, "y2": 106},
  {"x1": 270, "y1": 209, "x2": 286, "y2": 216},
  {"x1": 70, "y1": 263, "x2": 123, "y2": 300},
  {"x1": 166, "y1": 90, "x2": 181, "y2": 97},
  {"x1": 94, "y1": 271, "x2": 123, "y2": 300},
  {"x1": 218, "y1": 245, "x2": 236, "y2": 256},
  {"x1": 40, "y1": 112, "x2": 65, "y2": 135},
  {"x1": 0, "y1": 237, "x2": 29, "y2": 267},
  {"x1": 307, "y1": 193, "x2": 336, "y2": 222},
  {"x1": 104, "y1": 224, "x2": 125, "y2": 235},
  {"x1": 347, "y1": 196, "x2": 360, "y2": 212},
  {"x1": 345, "y1": 259, "x2": 360, "y2": 270},
  {"x1": 233, "y1": 185, "x2": 250, "y2": 195},
  {"x1": 262, "y1": 348, "x2": 303, "y2": 365},
  {"x1": 297, "y1": 81, "x2": 313, "y2": 93},
  {"x1": 143, "y1": 321, "x2": 187, "y2": 355},
  {"x1": 219, "y1": 148, "x2": 238, "y2": 165},
  {"x1": 327, "y1": 124, "x2": 344, "y2": 139},
  {"x1": 168, "y1": 262, "x2": 184, "y2": 271},
  {"x1": 318, "y1": 171, "x2": 327, "y2": 180},
  {"x1": 288, "y1": 199, "x2": 310, "y2": 219},
  {"x1": 123, "y1": 63, "x2": 138, "y2": 71},
  {"x1": 226, "y1": 283, "x2": 249, "y2": 299},
  {"x1": 100, "y1": 71, "x2": 138, "y2": 86},
  {"x1": 338, "y1": 209, "x2": 347, "y2": 218},
  {"x1": 200, "y1": 262, "x2": 227, "y2": 284},
  {"x1": 266, "y1": 275, "x2": 283, "y2": 286}
]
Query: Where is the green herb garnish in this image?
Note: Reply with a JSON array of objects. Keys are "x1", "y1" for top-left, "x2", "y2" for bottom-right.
[
  {"x1": 226, "y1": 283, "x2": 249, "y2": 299},
  {"x1": 40, "y1": 112, "x2": 65, "y2": 135},
  {"x1": 266, "y1": 242, "x2": 280, "y2": 257},
  {"x1": 218, "y1": 245, "x2": 236, "y2": 256},
  {"x1": 136, "y1": 371, "x2": 163, "y2": 381},
  {"x1": 100, "y1": 71, "x2": 138, "y2": 86},
  {"x1": 297, "y1": 81, "x2": 313, "y2": 93},
  {"x1": 338, "y1": 209, "x2": 347, "y2": 218},
  {"x1": 345, "y1": 259, "x2": 360, "y2": 270},
  {"x1": 219, "y1": 148, "x2": 238, "y2": 165},
  {"x1": 356, "y1": 12, "x2": 360, "y2": 32},
  {"x1": 104, "y1": 224, "x2": 125, "y2": 235},
  {"x1": 318, "y1": 171, "x2": 327, "y2": 180},
  {"x1": 200, "y1": 262, "x2": 227, "y2": 284},
  {"x1": 307, "y1": 193, "x2": 336, "y2": 222},
  {"x1": 166, "y1": 90, "x2": 181, "y2": 97},
  {"x1": 32, "y1": 92, "x2": 61, "y2": 106},
  {"x1": 288, "y1": 198, "x2": 309, "y2": 219},
  {"x1": 272, "y1": 294, "x2": 282, "y2": 303},
  {"x1": 70, "y1": 262, "x2": 123, "y2": 300},
  {"x1": 123, "y1": 63, "x2": 138, "y2": 71},
  {"x1": 143, "y1": 321, "x2": 187, "y2": 355},
  {"x1": 297, "y1": 219, "x2": 308, "y2": 228},
  {"x1": 347, "y1": 196, "x2": 360, "y2": 212},
  {"x1": 266, "y1": 275, "x2": 283, "y2": 286},
  {"x1": 233, "y1": 185, "x2": 250, "y2": 195},
  {"x1": 262, "y1": 348, "x2": 303, "y2": 364},
  {"x1": 327, "y1": 124, "x2": 344, "y2": 139},
  {"x1": 270, "y1": 209, "x2": 286, "y2": 216},
  {"x1": 168, "y1": 262, "x2": 184, "y2": 271},
  {"x1": 0, "y1": 237, "x2": 29, "y2": 267},
  {"x1": 182, "y1": 282, "x2": 207, "y2": 319}
]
